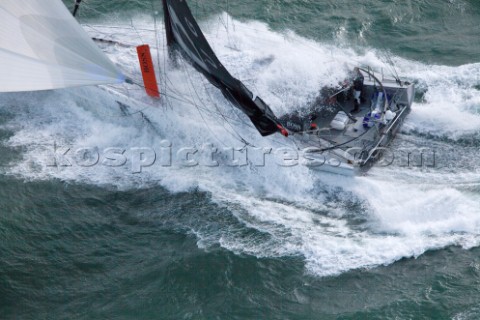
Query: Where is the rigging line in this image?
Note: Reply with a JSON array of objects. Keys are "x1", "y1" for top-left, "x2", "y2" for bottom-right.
[
  {"x1": 71, "y1": 23, "x2": 158, "y2": 118},
  {"x1": 386, "y1": 52, "x2": 401, "y2": 83},
  {"x1": 156, "y1": 60, "x2": 212, "y2": 109},
  {"x1": 202, "y1": 19, "x2": 269, "y2": 139},
  {"x1": 290, "y1": 134, "x2": 305, "y2": 151},
  {"x1": 138, "y1": 4, "x2": 268, "y2": 146},
  {"x1": 226, "y1": 0, "x2": 229, "y2": 31},
  {"x1": 175, "y1": 80, "x2": 264, "y2": 125},
  {"x1": 197, "y1": 71, "x2": 256, "y2": 140},
  {"x1": 186, "y1": 97, "x2": 256, "y2": 125},
  {"x1": 156, "y1": 29, "x2": 195, "y2": 111},
  {"x1": 377, "y1": 44, "x2": 401, "y2": 83},
  {"x1": 382, "y1": 54, "x2": 397, "y2": 83},
  {"x1": 197, "y1": 77, "x2": 253, "y2": 146},
  {"x1": 224, "y1": 96, "x2": 257, "y2": 129},
  {"x1": 282, "y1": 107, "x2": 378, "y2": 152},
  {"x1": 166, "y1": 25, "x2": 254, "y2": 147},
  {"x1": 164, "y1": 83, "x2": 200, "y2": 108},
  {"x1": 158, "y1": 82, "x2": 239, "y2": 119},
  {"x1": 109, "y1": 77, "x2": 238, "y2": 140},
  {"x1": 151, "y1": 0, "x2": 164, "y2": 106},
  {"x1": 206, "y1": 87, "x2": 257, "y2": 147},
  {"x1": 117, "y1": 101, "x2": 164, "y2": 137},
  {"x1": 84, "y1": 24, "x2": 157, "y2": 32},
  {"x1": 126, "y1": 77, "x2": 201, "y2": 110},
  {"x1": 101, "y1": 83, "x2": 195, "y2": 120},
  {"x1": 261, "y1": 131, "x2": 298, "y2": 149},
  {"x1": 220, "y1": 92, "x2": 260, "y2": 135},
  {"x1": 195, "y1": 71, "x2": 258, "y2": 146},
  {"x1": 105, "y1": 85, "x2": 231, "y2": 121},
  {"x1": 130, "y1": 17, "x2": 145, "y2": 44},
  {"x1": 66, "y1": 86, "x2": 154, "y2": 119},
  {"x1": 193, "y1": 84, "x2": 247, "y2": 146},
  {"x1": 151, "y1": 1, "x2": 161, "y2": 51},
  {"x1": 178, "y1": 56, "x2": 230, "y2": 147},
  {"x1": 191, "y1": 99, "x2": 230, "y2": 148},
  {"x1": 81, "y1": 7, "x2": 213, "y2": 123},
  {"x1": 163, "y1": 63, "x2": 187, "y2": 112},
  {"x1": 216, "y1": 0, "x2": 232, "y2": 46},
  {"x1": 192, "y1": 100, "x2": 249, "y2": 123},
  {"x1": 303, "y1": 126, "x2": 374, "y2": 153},
  {"x1": 158, "y1": 2, "x2": 172, "y2": 111}
]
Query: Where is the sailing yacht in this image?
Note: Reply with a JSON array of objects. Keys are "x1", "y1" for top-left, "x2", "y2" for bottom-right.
[
  {"x1": 0, "y1": 0, "x2": 415, "y2": 176},
  {"x1": 157, "y1": 0, "x2": 415, "y2": 175}
]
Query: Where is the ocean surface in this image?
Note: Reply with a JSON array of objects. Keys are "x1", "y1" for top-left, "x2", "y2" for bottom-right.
[{"x1": 2, "y1": 0, "x2": 480, "y2": 318}]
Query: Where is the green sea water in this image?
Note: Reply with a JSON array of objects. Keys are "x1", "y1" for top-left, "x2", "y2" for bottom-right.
[{"x1": 2, "y1": 1, "x2": 480, "y2": 319}]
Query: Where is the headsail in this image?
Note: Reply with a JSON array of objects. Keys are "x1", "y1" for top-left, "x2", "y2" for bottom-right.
[
  {"x1": 161, "y1": 0, "x2": 286, "y2": 137},
  {"x1": 0, "y1": 0, "x2": 124, "y2": 93}
]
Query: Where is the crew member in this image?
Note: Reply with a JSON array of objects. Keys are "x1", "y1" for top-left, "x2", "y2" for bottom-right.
[{"x1": 351, "y1": 67, "x2": 364, "y2": 113}]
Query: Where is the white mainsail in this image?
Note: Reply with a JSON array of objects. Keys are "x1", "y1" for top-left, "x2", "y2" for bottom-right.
[{"x1": 0, "y1": 0, "x2": 124, "y2": 92}]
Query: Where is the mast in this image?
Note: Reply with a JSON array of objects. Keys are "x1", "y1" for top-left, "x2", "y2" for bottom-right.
[{"x1": 72, "y1": 0, "x2": 82, "y2": 17}]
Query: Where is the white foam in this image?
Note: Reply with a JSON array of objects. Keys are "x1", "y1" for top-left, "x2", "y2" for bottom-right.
[
  {"x1": 2, "y1": 13, "x2": 480, "y2": 276},
  {"x1": 384, "y1": 58, "x2": 480, "y2": 137}
]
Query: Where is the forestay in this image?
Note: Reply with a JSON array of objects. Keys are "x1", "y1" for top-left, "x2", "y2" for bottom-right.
[{"x1": 0, "y1": 0, "x2": 124, "y2": 92}]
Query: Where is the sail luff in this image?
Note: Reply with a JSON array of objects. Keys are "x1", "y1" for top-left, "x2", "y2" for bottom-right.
[{"x1": 162, "y1": 0, "x2": 175, "y2": 47}]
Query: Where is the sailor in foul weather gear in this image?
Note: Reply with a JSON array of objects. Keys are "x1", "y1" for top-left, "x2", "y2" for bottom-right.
[{"x1": 350, "y1": 67, "x2": 364, "y2": 113}]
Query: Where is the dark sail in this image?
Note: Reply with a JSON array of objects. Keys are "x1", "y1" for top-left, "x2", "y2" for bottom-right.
[{"x1": 161, "y1": 0, "x2": 287, "y2": 137}]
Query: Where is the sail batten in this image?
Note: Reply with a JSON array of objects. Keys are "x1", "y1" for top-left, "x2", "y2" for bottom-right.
[
  {"x1": 0, "y1": 0, "x2": 124, "y2": 93},
  {"x1": 162, "y1": 0, "x2": 284, "y2": 136}
]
